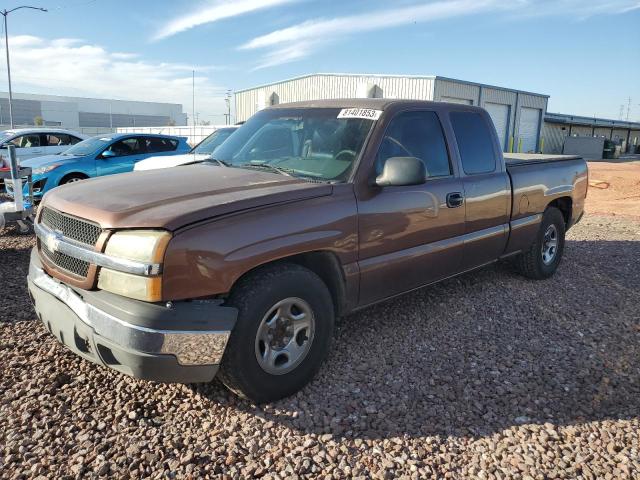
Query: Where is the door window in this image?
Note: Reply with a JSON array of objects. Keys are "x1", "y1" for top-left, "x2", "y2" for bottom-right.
[
  {"x1": 376, "y1": 111, "x2": 451, "y2": 178},
  {"x1": 11, "y1": 134, "x2": 41, "y2": 148},
  {"x1": 104, "y1": 137, "x2": 146, "y2": 157},
  {"x1": 45, "y1": 133, "x2": 75, "y2": 146},
  {"x1": 145, "y1": 137, "x2": 178, "y2": 153},
  {"x1": 450, "y1": 112, "x2": 497, "y2": 174}
]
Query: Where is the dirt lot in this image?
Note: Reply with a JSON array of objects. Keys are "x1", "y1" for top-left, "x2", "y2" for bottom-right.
[
  {"x1": 1, "y1": 183, "x2": 640, "y2": 478},
  {"x1": 586, "y1": 159, "x2": 640, "y2": 219}
]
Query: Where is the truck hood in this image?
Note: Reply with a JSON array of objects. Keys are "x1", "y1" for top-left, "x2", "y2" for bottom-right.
[
  {"x1": 43, "y1": 164, "x2": 333, "y2": 230},
  {"x1": 134, "y1": 153, "x2": 211, "y2": 171}
]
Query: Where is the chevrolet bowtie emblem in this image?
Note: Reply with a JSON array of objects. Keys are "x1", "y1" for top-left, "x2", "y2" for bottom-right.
[{"x1": 45, "y1": 230, "x2": 63, "y2": 253}]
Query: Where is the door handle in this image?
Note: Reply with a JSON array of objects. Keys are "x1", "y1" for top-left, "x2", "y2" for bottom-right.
[{"x1": 446, "y1": 192, "x2": 464, "y2": 208}]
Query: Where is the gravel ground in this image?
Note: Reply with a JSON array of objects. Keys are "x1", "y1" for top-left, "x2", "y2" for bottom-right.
[{"x1": 1, "y1": 214, "x2": 639, "y2": 479}]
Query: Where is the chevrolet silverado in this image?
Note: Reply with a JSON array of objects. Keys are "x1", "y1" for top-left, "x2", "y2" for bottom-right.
[{"x1": 28, "y1": 99, "x2": 588, "y2": 402}]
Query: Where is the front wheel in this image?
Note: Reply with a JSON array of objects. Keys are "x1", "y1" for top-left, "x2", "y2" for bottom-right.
[
  {"x1": 514, "y1": 206, "x2": 566, "y2": 279},
  {"x1": 218, "y1": 263, "x2": 334, "y2": 403},
  {"x1": 60, "y1": 174, "x2": 87, "y2": 185}
]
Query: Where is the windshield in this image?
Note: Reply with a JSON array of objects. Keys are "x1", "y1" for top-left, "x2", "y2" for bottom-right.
[
  {"x1": 212, "y1": 108, "x2": 375, "y2": 182},
  {"x1": 192, "y1": 128, "x2": 237, "y2": 154},
  {"x1": 0, "y1": 132, "x2": 14, "y2": 144},
  {"x1": 61, "y1": 136, "x2": 112, "y2": 156}
]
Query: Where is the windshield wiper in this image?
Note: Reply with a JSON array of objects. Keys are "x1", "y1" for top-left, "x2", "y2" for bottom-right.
[
  {"x1": 185, "y1": 157, "x2": 230, "y2": 167},
  {"x1": 236, "y1": 162, "x2": 295, "y2": 177}
]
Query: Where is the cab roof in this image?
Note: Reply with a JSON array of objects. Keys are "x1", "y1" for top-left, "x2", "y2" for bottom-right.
[{"x1": 269, "y1": 98, "x2": 487, "y2": 114}]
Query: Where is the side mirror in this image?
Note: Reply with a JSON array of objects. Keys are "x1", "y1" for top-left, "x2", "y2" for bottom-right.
[
  {"x1": 375, "y1": 156, "x2": 426, "y2": 187},
  {"x1": 101, "y1": 150, "x2": 116, "y2": 159}
]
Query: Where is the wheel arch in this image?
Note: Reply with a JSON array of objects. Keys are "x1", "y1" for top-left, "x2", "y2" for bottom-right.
[
  {"x1": 59, "y1": 171, "x2": 89, "y2": 185},
  {"x1": 229, "y1": 250, "x2": 348, "y2": 317},
  {"x1": 547, "y1": 196, "x2": 572, "y2": 227}
]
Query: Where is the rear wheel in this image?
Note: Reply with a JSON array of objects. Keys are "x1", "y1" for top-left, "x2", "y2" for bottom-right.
[
  {"x1": 515, "y1": 207, "x2": 566, "y2": 279},
  {"x1": 218, "y1": 263, "x2": 334, "y2": 403}
]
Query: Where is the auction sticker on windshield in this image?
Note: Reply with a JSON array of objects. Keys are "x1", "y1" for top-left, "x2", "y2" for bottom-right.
[{"x1": 337, "y1": 108, "x2": 382, "y2": 120}]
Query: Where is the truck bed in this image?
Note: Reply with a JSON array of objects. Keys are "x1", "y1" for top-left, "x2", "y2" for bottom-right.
[{"x1": 504, "y1": 153, "x2": 582, "y2": 166}]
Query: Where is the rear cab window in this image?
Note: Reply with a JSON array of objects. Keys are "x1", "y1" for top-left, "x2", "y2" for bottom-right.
[{"x1": 450, "y1": 111, "x2": 497, "y2": 174}]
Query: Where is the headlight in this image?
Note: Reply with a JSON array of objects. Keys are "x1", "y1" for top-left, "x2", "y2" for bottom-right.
[
  {"x1": 97, "y1": 230, "x2": 171, "y2": 301},
  {"x1": 33, "y1": 164, "x2": 61, "y2": 174}
]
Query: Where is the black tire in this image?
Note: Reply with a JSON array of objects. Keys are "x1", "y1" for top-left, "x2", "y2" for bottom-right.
[
  {"x1": 218, "y1": 263, "x2": 334, "y2": 403},
  {"x1": 60, "y1": 174, "x2": 87, "y2": 185},
  {"x1": 515, "y1": 207, "x2": 566, "y2": 280}
]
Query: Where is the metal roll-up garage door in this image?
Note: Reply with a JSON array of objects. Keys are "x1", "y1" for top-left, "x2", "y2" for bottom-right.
[
  {"x1": 519, "y1": 107, "x2": 541, "y2": 153},
  {"x1": 485, "y1": 102, "x2": 510, "y2": 151}
]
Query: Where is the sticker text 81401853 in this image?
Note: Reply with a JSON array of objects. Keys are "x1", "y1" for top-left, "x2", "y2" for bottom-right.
[{"x1": 337, "y1": 108, "x2": 383, "y2": 120}]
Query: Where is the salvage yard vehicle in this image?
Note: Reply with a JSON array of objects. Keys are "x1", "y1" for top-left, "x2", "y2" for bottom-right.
[
  {"x1": 27, "y1": 99, "x2": 588, "y2": 402},
  {"x1": 0, "y1": 128, "x2": 87, "y2": 162},
  {"x1": 0, "y1": 128, "x2": 88, "y2": 189},
  {"x1": 134, "y1": 126, "x2": 239, "y2": 171},
  {"x1": 6, "y1": 133, "x2": 190, "y2": 199}
]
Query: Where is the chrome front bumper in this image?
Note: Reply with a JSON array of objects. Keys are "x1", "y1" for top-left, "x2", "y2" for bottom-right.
[{"x1": 28, "y1": 250, "x2": 237, "y2": 382}]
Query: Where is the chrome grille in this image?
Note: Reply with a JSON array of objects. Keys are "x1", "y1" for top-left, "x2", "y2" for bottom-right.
[
  {"x1": 41, "y1": 207, "x2": 102, "y2": 246},
  {"x1": 41, "y1": 244, "x2": 90, "y2": 277}
]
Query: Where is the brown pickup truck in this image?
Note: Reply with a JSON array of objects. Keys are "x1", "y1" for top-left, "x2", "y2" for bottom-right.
[{"x1": 28, "y1": 99, "x2": 588, "y2": 402}]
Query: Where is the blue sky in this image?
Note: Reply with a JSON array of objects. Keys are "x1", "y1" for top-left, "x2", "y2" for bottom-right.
[{"x1": 2, "y1": 0, "x2": 639, "y2": 123}]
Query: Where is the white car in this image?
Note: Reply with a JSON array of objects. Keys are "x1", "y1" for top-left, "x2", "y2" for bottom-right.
[
  {"x1": 0, "y1": 128, "x2": 88, "y2": 165},
  {"x1": 134, "y1": 126, "x2": 238, "y2": 171}
]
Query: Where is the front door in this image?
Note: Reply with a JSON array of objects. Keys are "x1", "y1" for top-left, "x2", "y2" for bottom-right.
[
  {"x1": 96, "y1": 137, "x2": 147, "y2": 176},
  {"x1": 11, "y1": 134, "x2": 45, "y2": 161},
  {"x1": 356, "y1": 110, "x2": 466, "y2": 306}
]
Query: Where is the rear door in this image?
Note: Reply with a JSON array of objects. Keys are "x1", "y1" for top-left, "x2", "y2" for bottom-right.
[
  {"x1": 96, "y1": 137, "x2": 147, "y2": 176},
  {"x1": 449, "y1": 110, "x2": 510, "y2": 269},
  {"x1": 142, "y1": 137, "x2": 179, "y2": 161},
  {"x1": 356, "y1": 109, "x2": 466, "y2": 305}
]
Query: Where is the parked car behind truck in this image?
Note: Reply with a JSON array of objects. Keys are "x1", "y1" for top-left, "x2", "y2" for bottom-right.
[
  {"x1": 6, "y1": 133, "x2": 190, "y2": 198},
  {"x1": 134, "y1": 126, "x2": 239, "y2": 171},
  {"x1": 28, "y1": 99, "x2": 588, "y2": 402},
  {"x1": 0, "y1": 128, "x2": 88, "y2": 188}
]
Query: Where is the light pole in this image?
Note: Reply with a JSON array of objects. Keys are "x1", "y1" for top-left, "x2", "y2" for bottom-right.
[
  {"x1": 1, "y1": 6, "x2": 47, "y2": 128},
  {"x1": 224, "y1": 90, "x2": 232, "y2": 125}
]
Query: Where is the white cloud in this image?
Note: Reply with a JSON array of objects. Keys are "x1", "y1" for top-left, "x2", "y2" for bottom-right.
[
  {"x1": 2, "y1": 35, "x2": 227, "y2": 120},
  {"x1": 242, "y1": 0, "x2": 640, "y2": 69},
  {"x1": 242, "y1": 0, "x2": 506, "y2": 68},
  {"x1": 152, "y1": 0, "x2": 299, "y2": 41}
]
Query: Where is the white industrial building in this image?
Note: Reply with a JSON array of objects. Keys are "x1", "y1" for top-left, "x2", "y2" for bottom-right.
[
  {"x1": 0, "y1": 91, "x2": 187, "y2": 129},
  {"x1": 235, "y1": 73, "x2": 549, "y2": 153}
]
